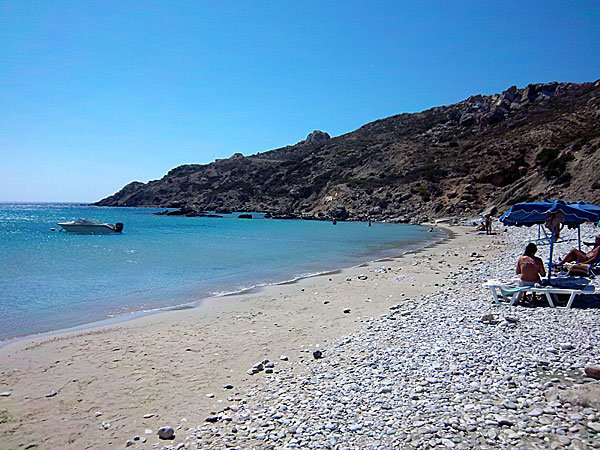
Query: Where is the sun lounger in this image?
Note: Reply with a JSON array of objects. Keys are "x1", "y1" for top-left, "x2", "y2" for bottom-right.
[
  {"x1": 483, "y1": 279, "x2": 595, "y2": 308},
  {"x1": 551, "y1": 251, "x2": 600, "y2": 277}
]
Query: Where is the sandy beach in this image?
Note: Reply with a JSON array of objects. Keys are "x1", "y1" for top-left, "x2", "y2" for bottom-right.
[{"x1": 1, "y1": 224, "x2": 599, "y2": 449}]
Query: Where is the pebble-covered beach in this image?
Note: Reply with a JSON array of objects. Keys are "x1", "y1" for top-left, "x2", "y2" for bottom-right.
[
  {"x1": 177, "y1": 226, "x2": 600, "y2": 450},
  {"x1": 1, "y1": 224, "x2": 599, "y2": 450}
]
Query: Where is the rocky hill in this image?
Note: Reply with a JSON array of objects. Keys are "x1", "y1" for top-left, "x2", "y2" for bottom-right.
[{"x1": 95, "y1": 80, "x2": 600, "y2": 222}]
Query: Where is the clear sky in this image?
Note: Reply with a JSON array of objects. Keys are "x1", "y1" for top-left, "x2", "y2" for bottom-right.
[{"x1": 1, "y1": 1, "x2": 599, "y2": 202}]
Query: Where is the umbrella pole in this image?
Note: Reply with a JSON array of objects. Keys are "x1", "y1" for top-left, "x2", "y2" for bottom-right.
[
  {"x1": 578, "y1": 225, "x2": 581, "y2": 251},
  {"x1": 547, "y1": 232, "x2": 554, "y2": 283}
]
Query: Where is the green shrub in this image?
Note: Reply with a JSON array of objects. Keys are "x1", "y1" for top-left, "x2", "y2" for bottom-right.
[
  {"x1": 536, "y1": 148, "x2": 574, "y2": 179},
  {"x1": 415, "y1": 185, "x2": 431, "y2": 201}
]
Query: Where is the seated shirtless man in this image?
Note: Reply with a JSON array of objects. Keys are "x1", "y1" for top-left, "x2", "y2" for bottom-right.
[
  {"x1": 516, "y1": 243, "x2": 546, "y2": 286},
  {"x1": 558, "y1": 236, "x2": 600, "y2": 265}
]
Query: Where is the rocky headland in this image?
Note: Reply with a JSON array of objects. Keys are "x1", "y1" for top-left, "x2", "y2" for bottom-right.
[{"x1": 94, "y1": 80, "x2": 600, "y2": 222}]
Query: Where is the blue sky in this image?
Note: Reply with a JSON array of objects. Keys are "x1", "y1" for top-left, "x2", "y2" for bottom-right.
[{"x1": 1, "y1": 1, "x2": 598, "y2": 202}]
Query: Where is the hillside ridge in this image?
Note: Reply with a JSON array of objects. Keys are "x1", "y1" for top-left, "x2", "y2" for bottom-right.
[{"x1": 95, "y1": 80, "x2": 600, "y2": 222}]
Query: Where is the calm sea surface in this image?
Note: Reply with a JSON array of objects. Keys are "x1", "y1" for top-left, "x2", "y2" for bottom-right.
[{"x1": 0, "y1": 203, "x2": 443, "y2": 341}]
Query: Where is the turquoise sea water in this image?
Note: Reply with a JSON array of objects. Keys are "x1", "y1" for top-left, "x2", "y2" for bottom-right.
[{"x1": 0, "y1": 203, "x2": 443, "y2": 342}]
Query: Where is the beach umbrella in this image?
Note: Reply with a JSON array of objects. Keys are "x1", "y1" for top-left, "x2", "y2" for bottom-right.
[
  {"x1": 500, "y1": 200, "x2": 599, "y2": 281},
  {"x1": 567, "y1": 201, "x2": 600, "y2": 224},
  {"x1": 499, "y1": 200, "x2": 599, "y2": 227}
]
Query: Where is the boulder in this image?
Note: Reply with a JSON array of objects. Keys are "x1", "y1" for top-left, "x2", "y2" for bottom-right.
[
  {"x1": 502, "y1": 85, "x2": 518, "y2": 102},
  {"x1": 459, "y1": 113, "x2": 477, "y2": 127},
  {"x1": 328, "y1": 205, "x2": 349, "y2": 220},
  {"x1": 304, "y1": 130, "x2": 330, "y2": 144},
  {"x1": 289, "y1": 186, "x2": 312, "y2": 199},
  {"x1": 484, "y1": 106, "x2": 507, "y2": 124}
]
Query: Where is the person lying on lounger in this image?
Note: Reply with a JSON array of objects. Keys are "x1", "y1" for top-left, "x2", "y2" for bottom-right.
[
  {"x1": 558, "y1": 236, "x2": 600, "y2": 265},
  {"x1": 516, "y1": 243, "x2": 546, "y2": 286}
]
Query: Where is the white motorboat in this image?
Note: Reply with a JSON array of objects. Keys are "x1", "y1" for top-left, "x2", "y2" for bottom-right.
[{"x1": 58, "y1": 218, "x2": 124, "y2": 234}]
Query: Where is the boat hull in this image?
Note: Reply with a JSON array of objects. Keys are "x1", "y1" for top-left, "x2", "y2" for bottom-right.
[{"x1": 58, "y1": 222, "x2": 121, "y2": 234}]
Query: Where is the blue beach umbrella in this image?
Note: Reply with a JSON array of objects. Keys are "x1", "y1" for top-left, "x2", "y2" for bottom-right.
[
  {"x1": 500, "y1": 200, "x2": 599, "y2": 281},
  {"x1": 500, "y1": 200, "x2": 599, "y2": 227},
  {"x1": 567, "y1": 201, "x2": 600, "y2": 224}
]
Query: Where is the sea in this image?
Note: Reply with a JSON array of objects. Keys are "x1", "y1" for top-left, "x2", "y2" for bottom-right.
[{"x1": 0, "y1": 203, "x2": 444, "y2": 342}]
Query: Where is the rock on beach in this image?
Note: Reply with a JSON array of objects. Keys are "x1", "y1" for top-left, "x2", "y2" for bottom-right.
[{"x1": 157, "y1": 426, "x2": 175, "y2": 440}]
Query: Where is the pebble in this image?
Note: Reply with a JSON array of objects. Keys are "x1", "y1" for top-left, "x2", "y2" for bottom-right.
[
  {"x1": 502, "y1": 400, "x2": 517, "y2": 410},
  {"x1": 588, "y1": 421, "x2": 600, "y2": 433},
  {"x1": 528, "y1": 407, "x2": 543, "y2": 417},
  {"x1": 157, "y1": 426, "x2": 175, "y2": 440},
  {"x1": 174, "y1": 225, "x2": 600, "y2": 449},
  {"x1": 143, "y1": 413, "x2": 154, "y2": 418}
]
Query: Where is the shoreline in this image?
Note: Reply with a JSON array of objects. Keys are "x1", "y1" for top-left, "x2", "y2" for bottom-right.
[
  {"x1": 0, "y1": 227, "x2": 446, "y2": 348},
  {"x1": 7, "y1": 224, "x2": 597, "y2": 449},
  {"x1": 0, "y1": 224, "x2": 460, "y2": 449}
]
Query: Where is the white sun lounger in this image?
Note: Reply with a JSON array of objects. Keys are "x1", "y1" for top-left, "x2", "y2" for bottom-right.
[{"x1": 483, "y1": 279, "x2": 595, "y2": 308}]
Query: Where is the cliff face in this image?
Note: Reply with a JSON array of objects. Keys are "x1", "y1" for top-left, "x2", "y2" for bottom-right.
[{"x1": 94, "y1": 80, "x2": 600, "y2": 221}]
